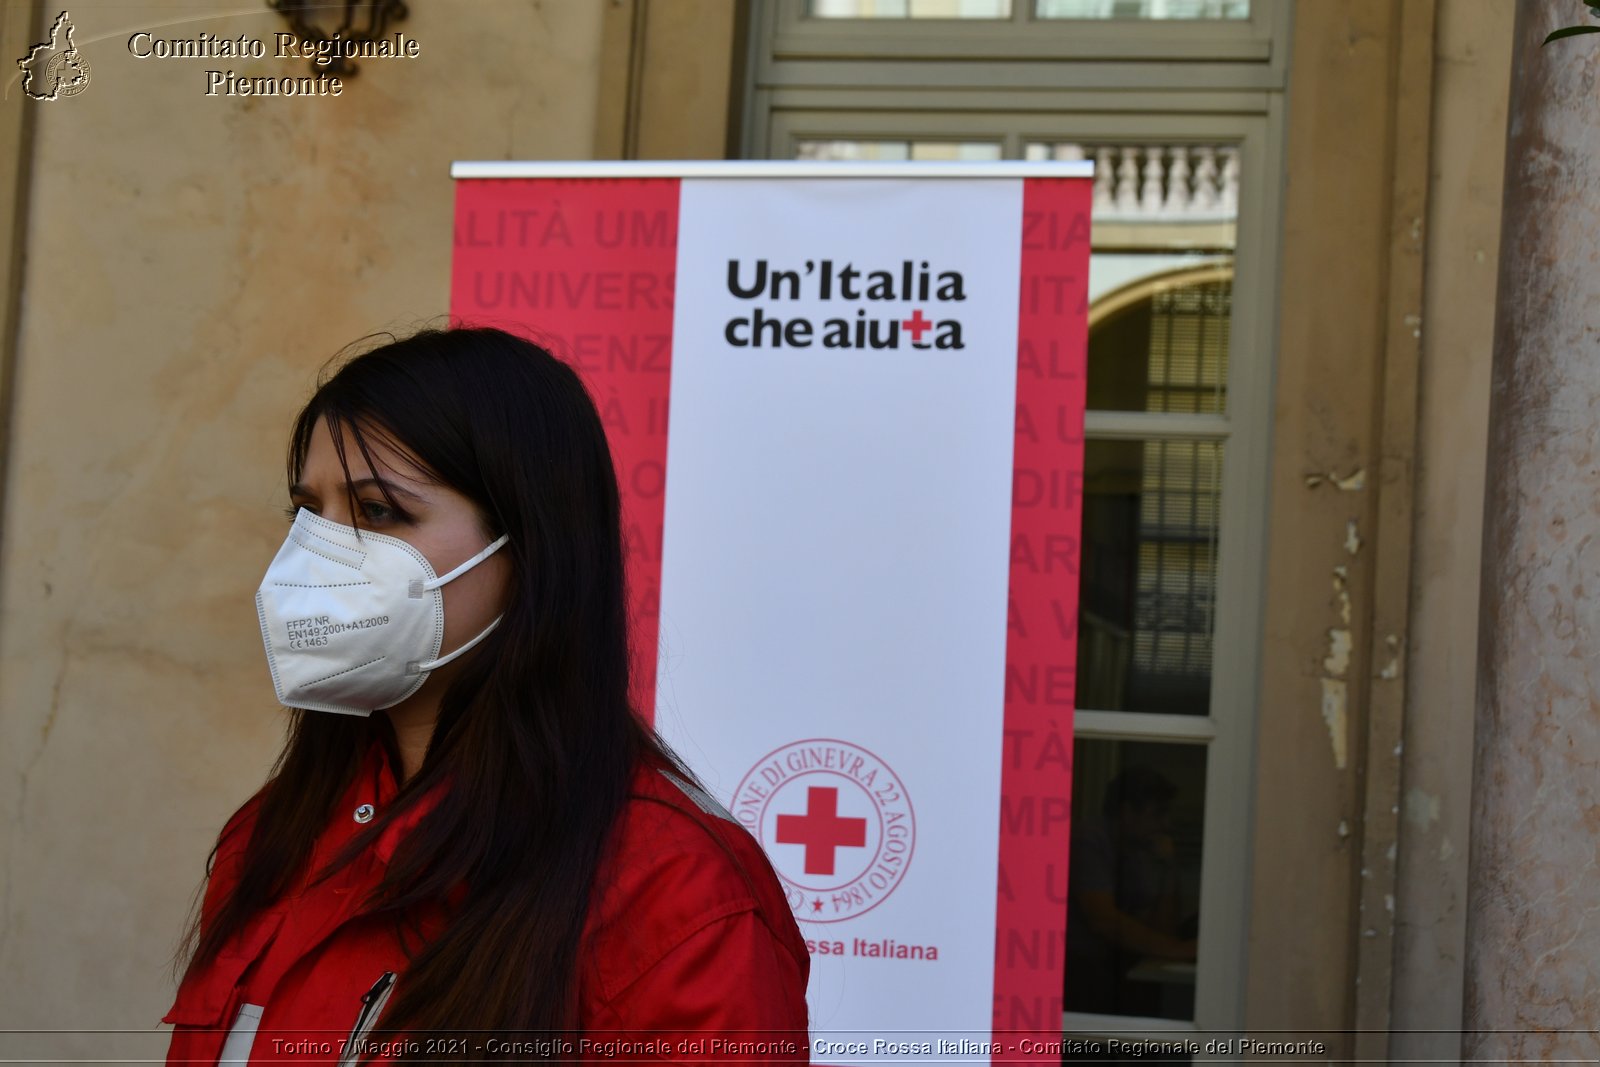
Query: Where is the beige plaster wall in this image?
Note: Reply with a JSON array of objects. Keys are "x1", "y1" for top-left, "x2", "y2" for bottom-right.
[
  {"x1": 0, "y1": 0, "x2": 604, "y2": 1054},
  {"x1": 1243, "y1": 0, "x2": 1410, "y2": 1044},
  {"x1": 1240, "y1": 0, "x2": 1518, "y2": 1045},
  {"x1": 596, "y1": 0, "x2": 740, "y2": 160},
  {"x1": 1389, "y1": 0, "x2": 1512, "y2": 1055}
]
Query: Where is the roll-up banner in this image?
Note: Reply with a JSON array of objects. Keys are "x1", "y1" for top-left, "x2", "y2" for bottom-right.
[{"x1": 449, "y1": 161, "x2": 1092, "y2": 1064}]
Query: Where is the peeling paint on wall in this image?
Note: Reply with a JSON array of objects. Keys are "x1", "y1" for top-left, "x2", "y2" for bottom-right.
[
  {"x1": 1321, "y1": 550, "x2": 1356, "y2": 770},
  {"x1": 1345, "y1": 518, "x2": 1363, "y2": 556},
  {"x1": 1304, "y1": 467, "x2": 1367, "y2": 491},
  {"x1": 1405, "y1": 787, "x2": 1441, "y2": 828},
  {"x1": 1322, "y1": 677, "x2": 1349, "y2": 769},
  {"x1": 1379, "y1": 633, "x2": 1401, "y2": 680},
  {"x1": 1325, "y1": 628, "x2": 1353, "y2": 676}
]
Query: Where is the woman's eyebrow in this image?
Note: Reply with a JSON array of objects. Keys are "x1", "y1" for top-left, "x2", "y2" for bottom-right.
[
  {"x1": 288, "y1": 477, "x2": 427, "y2": 504},
  {"x1": 346, "y1": 477, "x2": 426, "y2": 503}
]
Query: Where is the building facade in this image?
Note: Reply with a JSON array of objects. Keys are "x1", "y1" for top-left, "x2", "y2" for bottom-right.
[{"x1": 0, "y1": 0, "x2": 1555, "y2": 1061}]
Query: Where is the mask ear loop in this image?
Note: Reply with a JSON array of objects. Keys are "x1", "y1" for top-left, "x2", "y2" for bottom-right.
[
  {"x1": 408, "y1": 534, "x2": 511, "y2": 598},
  {"x1": 404, "y1": 533, "x2": 512, "y2": 674},
  {"x1": 409, "y1": 614, "x2": 504, "y2": 674}
]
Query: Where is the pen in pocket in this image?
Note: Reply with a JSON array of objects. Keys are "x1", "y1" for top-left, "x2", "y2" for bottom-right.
[{"x1": 336, "y1": 971, "x2": 397, "y2": 1067}]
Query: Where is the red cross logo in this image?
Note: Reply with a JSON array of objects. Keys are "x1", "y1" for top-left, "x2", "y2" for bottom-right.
[
  {"x1": 735, "y1": 739, "x2": 916, "y2": 923},
  {"x1": 775, "y1": 786, "x2": 868, "y2": 876},
  {"x1": 901, "y1": 309, "x2": 933, "y2": 343}
]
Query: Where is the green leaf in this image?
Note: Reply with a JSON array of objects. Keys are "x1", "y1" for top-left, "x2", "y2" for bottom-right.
[{"x1": 1543, "y1": 24, "x2": 1600, "y2": 44}]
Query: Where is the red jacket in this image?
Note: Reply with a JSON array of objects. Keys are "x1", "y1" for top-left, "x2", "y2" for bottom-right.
[{"x1": 163, "y1": 740, "x2": 811, "y2": 1064}]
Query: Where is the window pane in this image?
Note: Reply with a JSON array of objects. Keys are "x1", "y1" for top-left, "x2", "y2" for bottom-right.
[
  {"x1": 1064, "y1": 738, "x2": 1204, "y2": 1025},
  {"x1": 1026, "y1": 142, "x2": 1237, "y2": 414},
  {"x1": 1089, "y1": 269, "x2": 1231, "y2": 413},
  {"x1": 1077, "y1": 439, "x2": 1220, "y2": 716},
  {"x1": 795, "y1": 139, "x2": 1002, "y2": 161},
  {"x1": 1038, "y1": 0, "x2": 1247, "y2": 18},
  {"x1": 810, "y1": 0, "x2": 1013, "y2": 17}
]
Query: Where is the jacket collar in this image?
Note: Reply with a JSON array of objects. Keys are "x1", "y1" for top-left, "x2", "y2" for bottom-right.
[{"x1": 360, "y1": 737, "x2": 452, "y2": 866}]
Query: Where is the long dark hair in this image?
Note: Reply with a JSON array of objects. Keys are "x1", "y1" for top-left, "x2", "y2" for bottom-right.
[{"x1": 172, "y1": 324, "x2": 694, "y2": 1052}]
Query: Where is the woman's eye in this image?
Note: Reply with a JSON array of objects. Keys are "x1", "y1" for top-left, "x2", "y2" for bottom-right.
[{"x1": 358, "y1": 500, "x2": 395, "y2": 523}]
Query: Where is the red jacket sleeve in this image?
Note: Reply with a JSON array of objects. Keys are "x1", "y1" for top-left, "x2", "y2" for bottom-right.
[
  {"x1": 578, "y1": 769, "x2": 811, "y2": 1065},
  {"x1": 586, "y1": 907, "x2": 811, "y2": 1064}
]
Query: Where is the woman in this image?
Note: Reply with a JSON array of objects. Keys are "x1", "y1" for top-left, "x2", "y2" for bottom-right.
[{"x1": 163, "y1": 325, "x2": 811, "y2": 1065}]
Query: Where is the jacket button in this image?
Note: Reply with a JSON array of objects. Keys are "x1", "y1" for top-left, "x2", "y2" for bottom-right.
[{"x1": 354, "y1": 803, "x2": 375, "y2": 824}]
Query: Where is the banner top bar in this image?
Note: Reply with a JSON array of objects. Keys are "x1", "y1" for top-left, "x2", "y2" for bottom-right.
[{"x1": 451, "y1": 160, "x2": 1095, "y2": 180}]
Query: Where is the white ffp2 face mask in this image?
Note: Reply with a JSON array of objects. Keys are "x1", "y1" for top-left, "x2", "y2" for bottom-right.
[{"x1": 255, "y1": 507, "x2": 511, "y2": 716}]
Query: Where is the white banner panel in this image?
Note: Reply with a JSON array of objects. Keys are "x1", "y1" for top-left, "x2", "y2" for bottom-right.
[{"x1": 655, "y1": 177, "x2": 1024, "y2": 1047}]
